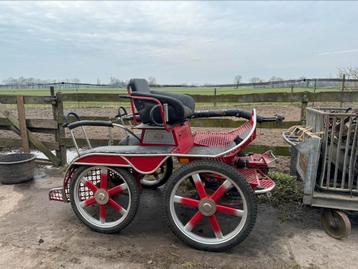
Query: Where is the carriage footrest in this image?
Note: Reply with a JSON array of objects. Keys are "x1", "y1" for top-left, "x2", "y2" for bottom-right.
[
  {"x1": 238, "y1": 151, "x2": 277, "y2": 169},
  {"x1": 49, "y1": 187, "x2": 65, "y2": 202},
  {"x1": 238, "y1": 169, "x2": 275, "y2": 194}
]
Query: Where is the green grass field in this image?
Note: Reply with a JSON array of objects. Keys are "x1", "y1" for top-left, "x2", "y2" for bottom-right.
[
  {"x1": 0, "y1": 86, "x2": 347, "y2": 110},
  {"x1": 0, "y1": 86, "x2": 341, "y2": 96}
]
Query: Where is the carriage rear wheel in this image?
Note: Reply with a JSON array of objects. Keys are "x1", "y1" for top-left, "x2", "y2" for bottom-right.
[
  {"x1": 70, "y1": 166, "x2": 139, "y2": 233},
  {"x1": 321, "y1": 209, "x2": 351, "y2": 239},
  {"x1": 164, "y1": 160, "x2": 257, "y2": 251},
  {"x1": 141, "y1": 158, "x2": 173, "y2": 189}
]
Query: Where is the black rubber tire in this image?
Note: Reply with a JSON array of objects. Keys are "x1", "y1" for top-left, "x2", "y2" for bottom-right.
[
  {"x1": 321, "y1": 209, "x2": 351, "y2": 239},
  {"x1": 164, "y1": 160, "x2": 257, "y2": 251},
  {"x1": 70, "y1": 166, "x2": 140, "y2": 234},
  {"x1": 142, "y1": 158, "x2": 173, "y2": 189}
]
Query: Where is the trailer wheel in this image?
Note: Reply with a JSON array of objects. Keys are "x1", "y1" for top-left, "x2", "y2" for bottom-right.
[
  {"x1": 164, "y1": 160, "x2": 257, "y2": 251},
  {"x1": 141, "y1": 158, "x2": 173, "y2": 189},
  {"x1": 321, "y1": 209, "x2": 351, "y2": 239},
  {"x1": 70, "y1": 166, "x2": 139, "y2": 233}
]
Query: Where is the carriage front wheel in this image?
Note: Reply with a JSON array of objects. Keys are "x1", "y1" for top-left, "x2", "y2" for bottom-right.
[
  {"x1": 70, "y1": 166, "x2": 140, "y2": 233},
  {"x1": 164, "y1": 160, "x2": 257, "y2": 251}
]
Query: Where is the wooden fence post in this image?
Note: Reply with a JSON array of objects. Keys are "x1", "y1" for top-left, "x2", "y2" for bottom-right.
[
  {"x1": 16, "y1": 96, "x2": 30, "y2": 153},
  {"x1": 51, "y1": 88, "x2": 67, "y2": 166},
  {"x1": 300, "y1": 94, "x2": 308, "y2": 123},
  {"x1": 214, "y1": 88, "x2": 217, "y2": 107},
  {"x1": 312, "y1": 79, "x2": 317, "y2": 105},
  {"x1": 340, "y1": 74, "x2": 346, "y2": 108},
  {"x1": 289, "y1": 85, "x2": 294, "y2": 104}
]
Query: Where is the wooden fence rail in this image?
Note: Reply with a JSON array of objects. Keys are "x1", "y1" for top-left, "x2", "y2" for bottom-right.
[
  {"x1": 0, "y1": 90, "x2": 356, "y2": 165},
  {"x1": 61, "y1": 91, "x2": 358, "y2": 103}
]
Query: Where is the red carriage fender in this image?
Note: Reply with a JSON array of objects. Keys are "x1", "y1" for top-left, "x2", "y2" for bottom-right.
[{"x1": 73, "y1": 154, "x2": 168, "y2": 174}]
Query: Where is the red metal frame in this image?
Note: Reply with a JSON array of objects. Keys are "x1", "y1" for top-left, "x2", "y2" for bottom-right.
[
  {"x1": 127, "y1": 90, "x2": 169, "y2": 130},
  {"x1": 50, "y1": 95, "x2": 276, "y2": 203}
]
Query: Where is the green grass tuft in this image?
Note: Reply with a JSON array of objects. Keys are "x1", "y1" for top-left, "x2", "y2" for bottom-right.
[{"x1": 259, "y1": 172, "x2": 303, "y2": 207}]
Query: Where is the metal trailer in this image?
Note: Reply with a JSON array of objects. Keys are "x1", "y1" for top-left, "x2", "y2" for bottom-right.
[{"x1": 283, "y1": 107, "x2": 358, "y2": 239}]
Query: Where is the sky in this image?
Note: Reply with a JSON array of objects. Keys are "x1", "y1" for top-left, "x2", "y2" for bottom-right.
[{"x1": 0, "y1": 1, "x2": 358, "y2": 84}]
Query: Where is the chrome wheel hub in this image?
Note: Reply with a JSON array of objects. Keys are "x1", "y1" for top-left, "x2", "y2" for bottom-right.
[
  {"x1": 198, "y1": 199, "x2": 216, "y2": 216},
  {"x1": 95, "y1": 189, "x2": 109, "y2": 205}
]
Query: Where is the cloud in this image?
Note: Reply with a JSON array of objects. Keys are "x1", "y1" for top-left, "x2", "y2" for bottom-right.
[
  {"x1": 0, "y1": 1, "x2": 358, "y2": 83},
  {"x1": 318, "y1": 49, "x2": 358, "y2": 56}
]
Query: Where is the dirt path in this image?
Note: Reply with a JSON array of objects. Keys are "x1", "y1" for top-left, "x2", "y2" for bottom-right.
[{"x1": 0, "y1": 167, "x2": 357, "y2": 269}]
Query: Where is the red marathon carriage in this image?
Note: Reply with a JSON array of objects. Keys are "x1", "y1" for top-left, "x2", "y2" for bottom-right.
[{"x1": 49, "y1": 79, "x2": 282, "y2": 251}]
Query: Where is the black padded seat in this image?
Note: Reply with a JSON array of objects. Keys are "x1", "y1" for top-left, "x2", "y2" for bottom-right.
[{"x1": 128, "y1": 79, "x2": 195, "y2": 125}]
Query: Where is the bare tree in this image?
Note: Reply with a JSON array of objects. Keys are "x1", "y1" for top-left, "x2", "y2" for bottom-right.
[
  {"x1": 269, "y1": 76, "x2": 283, "y2": 82},
  {"x1": 234, "y1": 75, "x2": 242, "y2": 88},
  {"x1": 109, "y1": 77, "x2": 126, "y2": 87},
  {"x1": 148, "y1": 76, "x2": 157, "y2": 86},
  {"x1": 337, "y1": 66, "x2": 358, "y2": 79},
  {"x1": 250, "y1": 77, "x2": 262, "y2": 83}
]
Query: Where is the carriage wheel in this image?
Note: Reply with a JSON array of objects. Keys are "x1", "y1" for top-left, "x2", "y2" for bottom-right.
[
  {"x1": 70, "y1": 166, "x2": 139, "y2": 233},
  {"x1": 141, "y1": 158, "x2": 173, "y2": 189},
  {"x1": 321, "y1": 209, "x2": 351, "y2": 239},
  {"x1": 164, "y1": 160, "x2": 257, "y2": 251}
]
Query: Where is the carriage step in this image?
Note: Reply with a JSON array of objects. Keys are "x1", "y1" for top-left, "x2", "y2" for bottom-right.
[
  {"x1": 238, "y1": 169, "x2": 275, "y2": 194},
  {"x1": 49, "y1": 187, "x2": 65, "y2": 202}
]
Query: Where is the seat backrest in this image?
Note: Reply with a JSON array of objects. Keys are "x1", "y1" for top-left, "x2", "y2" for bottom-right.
[
  {"x1": 128, "y1": 79, "x2": 150, "y2": 93},
  {"x1": 127, "y1": 78, "x2": 195, "y2": 126}
]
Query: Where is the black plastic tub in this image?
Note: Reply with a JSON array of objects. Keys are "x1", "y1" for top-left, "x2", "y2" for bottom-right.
[{"x1": 0, "y1": 153, "x2": 36, "y2": 184}]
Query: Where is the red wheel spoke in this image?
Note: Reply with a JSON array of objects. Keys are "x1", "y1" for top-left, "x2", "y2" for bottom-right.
[
  {"x1": 100, "y1": 169, "x2": 108, "y2": 190},
  {"x1": 108, "y1": 199, "x2": 127, "y2": 215},
  {"x1": 192, "y1": 174, "x2": 207, "y2": 199},
  {"x1": 84, "y1": 180, "x2": 98, "y2": 193},
  {"x1": 174, "y1": 195, "x2": 199, "y2": 207},
  {"x1": 209, "y1": 215, "x2": 223, "y2": 239},
  {"x1": 81, "y1": 197, "x2": 96, "y2": 207},
  {"x1": 99, "y1": 205, "x2": 106, "y2": 223},
  {"x1": 184, "y1": 211, "x2": 203, "y2": 231},
  {"x1": 216, "y1": 204, "x2": 244, "y2": 217},
  {"x1": 210, "y1": 180, "x2": 233, "y2": 202},
  {"x1": 108, "y1": 183, "x2": 127, "y2": 196}
]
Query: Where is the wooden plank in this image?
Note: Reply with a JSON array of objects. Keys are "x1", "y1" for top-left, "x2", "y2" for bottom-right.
[
  {"x1": 25, "y1": 119, "x2": 58, "y2": 130},
  {"x1": 0, "y1": 138, "x2": 59, "y2": 150},
  {"x1": 0, "y1": 95, "x2": 54, "y2": 104},
  {"x1": 0, "y1": 95, "x2": 17, "y2": 104},
  {"x1": 23, "y1": 96, "x2": 54, "y2": 104},
  {"x1": 314, "y1": 91, "x2": 358, "y2": 102},
  {"x1": 2, "y1": 110, "x2": 61, "y2": 166},
  {"x1": 0, "y1": 118, "x2": 58, "y2": 131},
  {"x1": 16, "y1": 96, "x2": 30, "y2": 153},
  {"x1": 62, "y1": 93, "x2": 120, "y2": 102}
]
